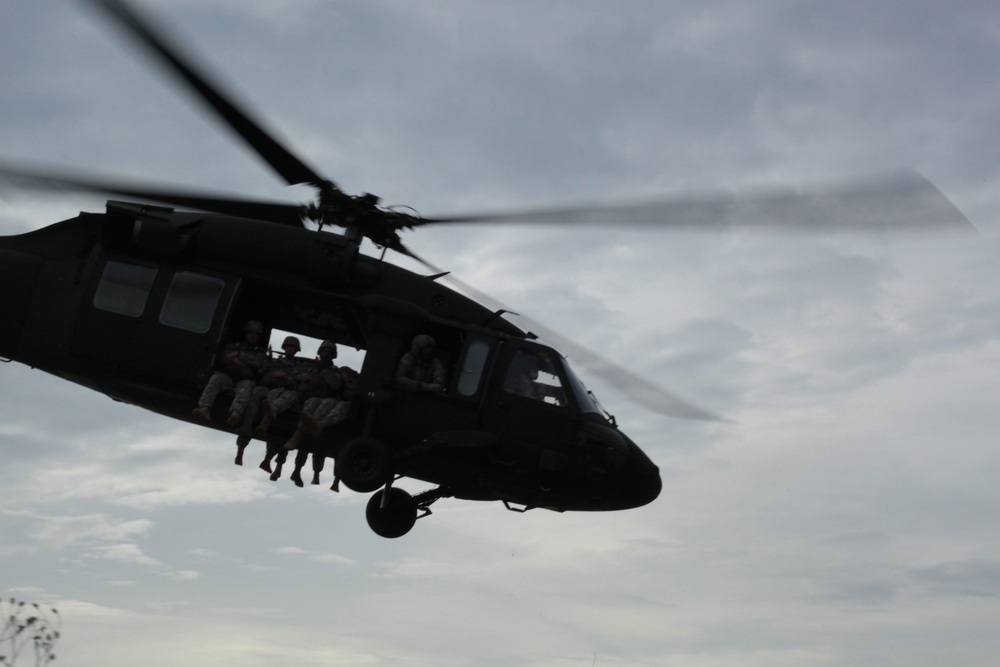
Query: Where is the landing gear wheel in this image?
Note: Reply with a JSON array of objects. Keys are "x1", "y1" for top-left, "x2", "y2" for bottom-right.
[
  {"x1": 366, "y1": 487, "x2": 417, "y2": 538},
  {"x1": 334, "y1": 437, "x2": 392, "y2": 493}
]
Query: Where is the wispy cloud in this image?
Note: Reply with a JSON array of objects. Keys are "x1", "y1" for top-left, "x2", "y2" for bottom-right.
[
  {"x1": 88, "y1": 543, "x2": 163, "y2": 567},
  {"x1": 1, "y1": 508, "x2": 153, "y2": 549}
]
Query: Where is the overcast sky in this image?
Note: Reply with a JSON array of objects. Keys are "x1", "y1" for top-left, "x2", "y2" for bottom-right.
[{"x1": 2, "y1": 1, "x2": 1000, "y2": 665}]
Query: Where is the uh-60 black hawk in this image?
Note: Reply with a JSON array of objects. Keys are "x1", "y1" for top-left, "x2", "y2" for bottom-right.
[{"x1": 0, "y1": 0, "x2": 972, "y2": 537}]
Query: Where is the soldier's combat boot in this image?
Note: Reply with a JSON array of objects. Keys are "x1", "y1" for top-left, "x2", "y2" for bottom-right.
[{"x1": 235, "y1": 433, "x2": 252, "y2": 466}]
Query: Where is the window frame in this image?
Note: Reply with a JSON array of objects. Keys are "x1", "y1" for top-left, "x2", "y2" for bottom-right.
[
  {"x1": 158, "y1": 270, "x2": 227, "y2": 334},
  {"x1": 92, "y1": 259, "x2": 158, "y2": 318}
]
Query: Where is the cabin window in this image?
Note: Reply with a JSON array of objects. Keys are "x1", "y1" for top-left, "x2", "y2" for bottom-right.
[
  {"x1": 159, "y1": 271, "x2": 225, "y2": 334},
  {"x1": 503, "y1": 349, "x2": 568, "y2": 407},
  {"x1": 456, "y1": 339, "x2": 491, "y2": 396},
  {"x1": 93, "y1": 260, "x2": 157, "y2": 318}
]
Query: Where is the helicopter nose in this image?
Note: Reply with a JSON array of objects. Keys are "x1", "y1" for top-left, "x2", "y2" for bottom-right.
[
  {"x1": 579, "y1": 421, "x2": 662, "y2": 510},
  {"x1": 624, "y1": 444, "x2": 662, "y2": 508}
]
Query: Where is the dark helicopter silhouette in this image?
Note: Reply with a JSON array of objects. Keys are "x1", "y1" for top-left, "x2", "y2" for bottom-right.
[{"x1": 0, "y1": 0, "x2": 971, "y2": 537}]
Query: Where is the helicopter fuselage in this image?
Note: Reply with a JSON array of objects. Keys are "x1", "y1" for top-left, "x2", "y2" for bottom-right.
[{"x1": 1, "y1": 201, "x2": 661, "y2": 533}]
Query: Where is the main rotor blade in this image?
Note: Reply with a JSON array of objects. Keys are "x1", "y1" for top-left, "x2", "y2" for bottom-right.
[
  {"x1": 420, "y1": 172, "x2": 973, "y2": 232},
  {"x1": 397, "y1": 243, "x2": 721, "y2": 421},
  {"x1": 83, "y1": 0, "x2": 327, "y2": 188},
  {"x1": 0, "y1": 163, "x2": 304, "y2": 226}
]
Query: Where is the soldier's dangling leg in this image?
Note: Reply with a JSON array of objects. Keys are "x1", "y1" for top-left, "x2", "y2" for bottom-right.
[
  {"x1": 302, "y1": 398, "x2": 346, "y2": 437},
  {"x1": 310, "y1": 452, "x2": 326, "y2": 485},
  {"x1": 299, "y1": 397, "x2": 326, "y2": 438},
  {"x1": 242, "y1": 385, "x2": 268, "y2": 440},
  {"x1": 193, "y1": 372, "x2": 233, "y2": 421},
  {"x1": 256, "y1": 395, "x2": 277, "y2": 438},
  {"x1": 259, "y1": 443, "x2": 275, "y2": 473},
  {"x1": 269, "y1": 446, "x2": 289, "y2": 482},
  {"x1": 285, "y1": 398, "x2": 318, "y2": 452},
  {"x1": 227, "y1": 379, "x2": 255, "y2": 427},
  {"x1": 316, "y1": 400, "x2": 350, "y2": 434},
  {"x1": 236, "y1": 386, "x2": 265, "y2": 466},
  {"x1": 269, "y1": 388, "x2": 300, "y2": 417},
  {"x1": 290, "y1": 446, "x2": 310, "y2": 487},
  {"x1": 297, "y1": 397, "x2": 333, "y2": 484},
  {"x1": 257, "y1": 387, "x2": 295, "y2": 437},
  {"x1": 260, "y1": 434, "x2": 287, "y2": 474}
]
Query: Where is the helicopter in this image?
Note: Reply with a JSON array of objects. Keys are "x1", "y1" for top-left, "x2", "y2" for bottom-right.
[{"x1": 0, "y1": 0, "x2": 972, "y2": 538}]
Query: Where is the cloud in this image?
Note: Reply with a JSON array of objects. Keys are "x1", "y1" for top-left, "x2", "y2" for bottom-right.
[
  {"x1": 0, "y1": 544, "x2": 38, "y2": 557},
  {"x1": 275, "y1": 546, "x2": 356, "y2": 568},
  {"x1": 44, "y1": 598, "x2": 134, "y2": 620},
  {"x1": 911, "y1": 559, "x2": 1000, "y2": 599},
  {"x1": 88, "y1": 543, "x2": 163, "y2": 567},
  {"x1": 9, "y1": 438, "x2": 283, "y2": 511},
  {"x1": 1, "y1": 508, "x2": 153, "y2": 550}
]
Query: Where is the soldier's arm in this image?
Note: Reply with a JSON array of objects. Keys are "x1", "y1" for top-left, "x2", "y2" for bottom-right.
[
  {"x1": 392, "y1": 354, "x2": 421, "y2": 391},
  {"x1": 426, "y1": 359, "x2": 446, "y2": 391}
]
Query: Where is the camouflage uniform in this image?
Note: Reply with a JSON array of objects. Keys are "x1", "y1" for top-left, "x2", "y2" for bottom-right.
[
  {"x1": 303, "y1": 396, "x2": 349, "y2": 424},
  {"x1": 265, "y1": 354, "x2": 320, "y2": 416},
  {"x1": 237, "y1": 352, "x2": 287, "y2": 426},
  {"x1": 195, "y1": 321, "x2": 267, "y2": 422},
  {"x1": 297, "y1": 358, "x2": 343, "y2": 402},
  {"x1": 393, "y1": 334, "x2": 445, "y2": 392},
  {"x1": 254, "y1": 335, "x2": 305, "y2": 479},
  {"x1": 296, "y1": 364, "x2": 354, "y2": 437},
  {"x1": 254, "y1": 341, "x2": 305, "y2": 427},
  {"x1": 283, "y1": 341, "x2": 344, "y2": 486}
]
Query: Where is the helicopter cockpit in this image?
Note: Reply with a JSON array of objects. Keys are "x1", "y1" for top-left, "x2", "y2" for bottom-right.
[
  {"x1": 500, "y1": 346, "x2": 608, "y2": 418},
  {"x1": 502, "y1": 348, "x2": 569, "y2": 407}
]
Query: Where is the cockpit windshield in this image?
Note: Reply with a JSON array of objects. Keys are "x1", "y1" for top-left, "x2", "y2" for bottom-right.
[
  {"x1": 502, "y1": 345, "x2": 606, "y2": 417},
  {"x1": 561, "y1": 357, "x2": 604, "y2": 415},
  {"x1": 503, "y1": 348, "x2": 568, "y2": 406}
]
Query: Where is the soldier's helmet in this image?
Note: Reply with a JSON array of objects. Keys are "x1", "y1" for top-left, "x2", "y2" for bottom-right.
[
  {"x1": 412, "y1": 334, "x2": 435, "y2": 352},
  {"x1": 282, "y1": 335, "x2": 301, "y2": 351},
  {"x1": 244, "y1": 320, "x2": 264, "y2": 335},
  {"x1": 318, "y1": 340, "x2": 338, "y2": 359}
]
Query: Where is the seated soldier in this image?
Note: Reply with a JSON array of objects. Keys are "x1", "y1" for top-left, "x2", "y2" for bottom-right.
[
  {"x1": 285, "y1": 366, "x2": 358, "y2": 487},
  {"x1": 393, "y1": 334, "x2": 445, "y2": 392},
  {"x1": 234, "y1": 339, "x2": 291, "y2": 463},
  {"x1": 254, "y1": 335, "x2": 306, "y2": 438},
  {"x1": 299, "y1": 366, "x2": 358, "y2": 438},
  {"x1": 251, "y1": 335, "x2": 305, "y2": 479},
  {"x1": 280, "y1": 340, "x2": 343, "y2": 486},
  {"x1": 192, "y1": 320, "x2": 267, "y2": 426}
]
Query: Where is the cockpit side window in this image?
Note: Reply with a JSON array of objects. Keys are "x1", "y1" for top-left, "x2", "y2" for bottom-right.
[
  {"x1": 456, "y1": 338, "x2": 491, "y2": 396},
  {"x1": 503, "y1": 349, "x2": 568, "y2": 407}
]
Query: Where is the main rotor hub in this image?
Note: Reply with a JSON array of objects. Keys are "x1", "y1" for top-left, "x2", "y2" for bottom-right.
[{"x1": 302, "y1": 181, "x2": 417, "y2": 250}]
